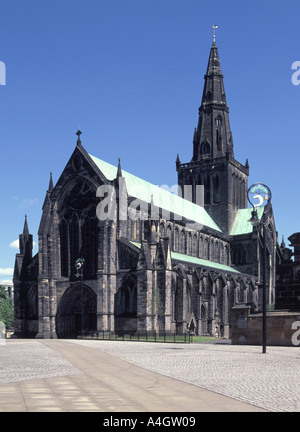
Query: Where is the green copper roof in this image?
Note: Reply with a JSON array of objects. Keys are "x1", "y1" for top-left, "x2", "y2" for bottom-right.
[
  {"x1": 89, "y1": 153, "x2": 222, "y2": 232},
  {"x1": 130, "y1": 241, "x2": 240, "y2": 274},
  {"x1": 230, "y1": 207, "x2": 264, "y2": 236},
  {"x1": 171, "y1": 252, "x2": 240, "y2": 274}
]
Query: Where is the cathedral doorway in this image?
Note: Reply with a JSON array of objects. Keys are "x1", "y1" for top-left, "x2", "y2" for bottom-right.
[{"x1": 56, "y1": 285, "x2": 97, "y2": 338}]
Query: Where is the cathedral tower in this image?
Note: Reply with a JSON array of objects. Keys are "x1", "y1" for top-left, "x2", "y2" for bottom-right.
[{"x1": 177, "y1": 38, "x2": 249, "y2": 233}]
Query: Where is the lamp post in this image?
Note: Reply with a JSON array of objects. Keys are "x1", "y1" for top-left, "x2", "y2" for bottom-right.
[
  {"x1": 75, "y1": 258, "x2": 85, "y2": 338},
  {"x1": 247, "y1": 183, "x2": 272, "y2": 354}
]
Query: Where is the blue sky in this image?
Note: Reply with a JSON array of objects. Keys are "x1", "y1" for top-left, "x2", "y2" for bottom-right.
[{"x1": 0, "y1": 0, "x2": 299, "y2": 283}]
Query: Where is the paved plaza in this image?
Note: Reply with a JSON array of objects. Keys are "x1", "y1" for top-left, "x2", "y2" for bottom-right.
[{"x1": 0, "y1": 339, "x2": 299, "y2": 412}]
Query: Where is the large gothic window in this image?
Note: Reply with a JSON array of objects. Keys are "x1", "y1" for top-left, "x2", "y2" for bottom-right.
[{"x1": 59, "y1": 180, "x2": 98, "y2": 279}]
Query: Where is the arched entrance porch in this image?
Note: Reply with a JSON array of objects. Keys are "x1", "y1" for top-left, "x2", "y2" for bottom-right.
[{"x1": 56, "y1": 284, "x2": 97, "y2": 338}]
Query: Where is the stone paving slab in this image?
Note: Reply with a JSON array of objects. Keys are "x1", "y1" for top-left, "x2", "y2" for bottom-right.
[
  {"x1": 68, "y1": 339, "x2": 300, "y2": 412},
  {"x1": 0, "y1": 341, "x2": 81, "y2": 384},
  {"x1": 0, "y1": 339, "x2": 266, "y2": 412}
]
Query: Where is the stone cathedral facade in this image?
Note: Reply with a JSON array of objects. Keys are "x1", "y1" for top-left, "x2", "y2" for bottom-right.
[{"x1": 13, "y1": 40, "x2": 279, "y2": 339}]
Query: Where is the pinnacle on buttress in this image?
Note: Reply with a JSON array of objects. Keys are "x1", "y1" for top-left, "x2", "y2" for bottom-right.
[
  {"x1": 117, "y1": 157, "x2": 123, "y2": 178},
  {"x1": 23, "y1": 214, "x2": 29, "y2": 236},
  {"x1": 48, "y1": 172, "x2": 54, "y2": 192}
]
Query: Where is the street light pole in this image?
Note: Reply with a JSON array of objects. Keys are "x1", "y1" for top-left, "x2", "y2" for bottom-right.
[
  {"x1": 81, "y1": 265, "x2": 84, "y2": 338},
  {"x1": 247, "y1": 183, "x2": 271, "y2": 354},
  {"x1": 75, "y1": 258, "x2": 85, "y2": 338},
  {"x1": 262, "y1": 223, "x2": 267, "y2": 354}
]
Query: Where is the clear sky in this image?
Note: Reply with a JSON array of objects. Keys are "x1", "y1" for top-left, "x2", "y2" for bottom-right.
[{"x1": 0, "y1": 0, "x2": 299, "y2": 284}]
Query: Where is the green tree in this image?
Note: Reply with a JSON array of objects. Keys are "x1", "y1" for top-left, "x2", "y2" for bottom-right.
[{"x1": 0, "y1": 286, "x2": 14, "y2": 328}]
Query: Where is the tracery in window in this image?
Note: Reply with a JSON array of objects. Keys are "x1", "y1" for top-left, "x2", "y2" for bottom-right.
[{"x1": 59, "y1": 180, "x2": 98, "y2": 279}]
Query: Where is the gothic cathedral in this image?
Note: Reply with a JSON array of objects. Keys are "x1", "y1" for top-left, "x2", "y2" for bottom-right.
[{"x1": 13, "y1": 39, "x2": 278, "y2": 339}]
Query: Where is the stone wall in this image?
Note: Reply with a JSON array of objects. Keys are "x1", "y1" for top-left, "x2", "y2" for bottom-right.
[{"x1": 231, "y1": 304, "x2": 300, "y2": 347}]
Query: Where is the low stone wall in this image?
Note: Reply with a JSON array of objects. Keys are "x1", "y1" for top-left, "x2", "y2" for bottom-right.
[{"x1": 231, "y1": 304, "x2": 300, "y2": 347}]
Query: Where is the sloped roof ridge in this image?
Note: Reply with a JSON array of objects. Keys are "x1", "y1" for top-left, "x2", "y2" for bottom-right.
[
  {"x1": 89, "y1": 153, "x2": 222, "y2": 232},
  {"x1": 230, "y1": 207, "x2": 264, "y2": 236},
  {"x1": 129, "y1": 241, "x2": 240, "y2": 274}
]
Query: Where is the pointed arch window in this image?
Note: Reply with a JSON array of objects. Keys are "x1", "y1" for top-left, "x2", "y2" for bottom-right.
[
  {"x1": 174, "y1": 228, "x2": 179, "y2": 252},
  {"x1": 117, "y1": 277, "x2": 137, "y2": 317},
  {"x1": 204, "y1": 175, "x2": 211, "y2": 204},
  {"x1": 213, "y1": 174, "x2": 220, "y2": 203},
  {"x1": 206, "y1": 91, "x2": 212, "y2": 101},
  {"x1": 187, "y1": 285, "x2": 192, "y2": 314},
  {"x1": 60, "y1": 219, "x2": 69, "y2": 277},
  {"x1": 201, "y1": 142, "x2": 211, "y2": 156},
  {"x1": 215, "y1": 116, "x2": 223, "y2": 126}
]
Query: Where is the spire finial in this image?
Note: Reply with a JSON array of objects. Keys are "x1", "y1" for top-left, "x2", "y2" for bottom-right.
[
  {"x1": 76, "y1": 130, "x2": 82, "y2": 145},
  {"x1": 212, "y1": 25, "x2": 218, "y2": 45},
  {"x1": 48, "y1": 172, "x2": 54, "y2": 192},
  {"x1": 117, "y1": 157, "x2": 122, "y2": 178},
  {"x1": 23, "y1": 214, "x2": 29, "y2": 236}
]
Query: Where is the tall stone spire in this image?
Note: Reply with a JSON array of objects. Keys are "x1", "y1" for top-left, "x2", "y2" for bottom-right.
[
  {"x1": 177, "y1": 35, "x2": 249, "y2": 234},
  {"x1": 192, "y1": 39, "x2": 234, "y2": 161}
]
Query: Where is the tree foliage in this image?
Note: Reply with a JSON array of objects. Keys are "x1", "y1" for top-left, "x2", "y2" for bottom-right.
[{"x1": 0, "y1": 286, "x2": 14, "y2": 328}]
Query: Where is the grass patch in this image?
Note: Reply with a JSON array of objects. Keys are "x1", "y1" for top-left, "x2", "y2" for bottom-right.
[{"x1": 191, "y1": 336, "x2": 218, "y2": 343}]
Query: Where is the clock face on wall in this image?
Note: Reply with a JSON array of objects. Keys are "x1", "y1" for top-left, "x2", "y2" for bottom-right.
[{"x1": 247, "y1": 183, "x2": 271, "y2": 208}]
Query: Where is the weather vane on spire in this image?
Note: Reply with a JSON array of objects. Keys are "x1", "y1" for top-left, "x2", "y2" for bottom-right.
[{"x1": 213, "y1": 25, "x2": 218, "y2": 43}]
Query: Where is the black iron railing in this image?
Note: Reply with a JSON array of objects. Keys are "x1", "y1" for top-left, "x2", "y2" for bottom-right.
[{"x1": 77, "y1": 330, "x2": 193, "y2": 343}]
